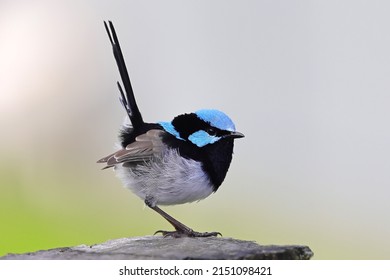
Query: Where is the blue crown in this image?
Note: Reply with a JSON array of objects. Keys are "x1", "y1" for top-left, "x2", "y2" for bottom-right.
[{"x1": 195, "y1": 109, "x2": 236, "y2": 132}]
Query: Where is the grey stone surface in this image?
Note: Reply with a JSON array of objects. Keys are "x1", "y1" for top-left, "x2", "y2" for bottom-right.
[{"x1": 1, "y1": 236, "x2": 313, "y2": 260}]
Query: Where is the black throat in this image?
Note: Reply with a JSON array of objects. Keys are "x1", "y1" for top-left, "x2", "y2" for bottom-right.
[{"x1": 202, "y1": 138, "x2": 234, "y2": 191}]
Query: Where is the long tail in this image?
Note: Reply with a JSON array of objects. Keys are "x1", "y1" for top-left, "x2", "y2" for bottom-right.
[{"x1": 104, "y1": 21, "x2": 144, "y2": 129}]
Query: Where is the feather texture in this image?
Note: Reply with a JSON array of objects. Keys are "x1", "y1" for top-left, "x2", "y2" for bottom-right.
[
  {"x1": 97, "y1": 129, "x2": 165, "y2": 168},
  {"x1": 114, "y1": 148, "x2": 214, "y2": 206}
]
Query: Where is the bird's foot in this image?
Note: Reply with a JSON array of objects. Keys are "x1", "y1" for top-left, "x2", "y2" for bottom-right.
[{"x1": 154, "y1": 229, "x2": 221, "y2": 238}]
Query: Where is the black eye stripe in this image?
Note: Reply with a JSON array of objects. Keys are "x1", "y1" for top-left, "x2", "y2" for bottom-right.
[{"x1": 171, "y1": 113, "x2": 231, "y2": 140}]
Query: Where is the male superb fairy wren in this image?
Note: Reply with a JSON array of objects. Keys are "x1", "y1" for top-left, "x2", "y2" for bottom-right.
[{"x1": 98, "y1": 21, "x2": 244, "y2": 237}]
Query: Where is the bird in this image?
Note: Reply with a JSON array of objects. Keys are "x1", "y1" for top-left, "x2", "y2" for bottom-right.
[{"x1": 98, "y1": 21, "x2": 244, "y2": 238}]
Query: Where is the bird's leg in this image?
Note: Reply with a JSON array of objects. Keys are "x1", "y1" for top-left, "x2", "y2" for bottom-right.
[{"x1": 145, "y1": 199, "x2": 221, "y2": 238}]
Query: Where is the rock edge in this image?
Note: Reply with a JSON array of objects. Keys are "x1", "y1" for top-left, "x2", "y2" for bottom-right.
[{"x1": 1, "y1": 236, "x2": 313, "y2": 260}]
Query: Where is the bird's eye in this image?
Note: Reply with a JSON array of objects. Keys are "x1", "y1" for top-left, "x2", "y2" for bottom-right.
[{"x1": 206, "y1": 127, "x2": 216, "y2": 135}]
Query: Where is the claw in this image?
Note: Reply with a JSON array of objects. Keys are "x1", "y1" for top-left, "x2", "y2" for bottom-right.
[
  {"x1": 147, "y1": 202, "x2": 222, "y2": 238},
  {"x1": 154, "y1": 229, "x2": 221, "y2": 238}
]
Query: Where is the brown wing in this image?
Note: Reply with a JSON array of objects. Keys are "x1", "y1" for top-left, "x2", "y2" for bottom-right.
[{"x1": 97, "y1": 129, "x2": 165, "y2": 169}]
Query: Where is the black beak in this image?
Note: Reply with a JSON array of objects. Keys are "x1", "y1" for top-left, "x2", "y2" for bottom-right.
[{"x1": 228, "y1": 131, "x2": 245, "y2": 139}]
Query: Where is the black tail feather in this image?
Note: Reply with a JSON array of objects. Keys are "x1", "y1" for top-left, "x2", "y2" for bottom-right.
[{"x1": 104, "y1": 21, "x2": 144, "y2": 129}]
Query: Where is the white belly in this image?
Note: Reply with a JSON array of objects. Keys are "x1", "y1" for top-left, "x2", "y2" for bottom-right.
[{"x1": 114, "y1": 148, "x2": 214, "y2": 206}]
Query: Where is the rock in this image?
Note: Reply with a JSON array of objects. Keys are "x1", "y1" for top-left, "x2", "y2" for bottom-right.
[{"x1": 1, "y1": 236, "x2": 313, "y2": 260}]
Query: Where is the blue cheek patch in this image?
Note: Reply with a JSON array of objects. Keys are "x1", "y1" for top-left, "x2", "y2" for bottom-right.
[
  {"x1": 188, "y1": 130, "x2": 221, "y2": 147},
  {"x1": 159, "y1": 122, "x2": 184, "y2": 140}
]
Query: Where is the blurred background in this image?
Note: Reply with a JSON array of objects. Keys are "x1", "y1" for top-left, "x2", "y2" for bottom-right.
[{"x1": 1, "y1": 0, "x2": 390, "y2": 259}]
